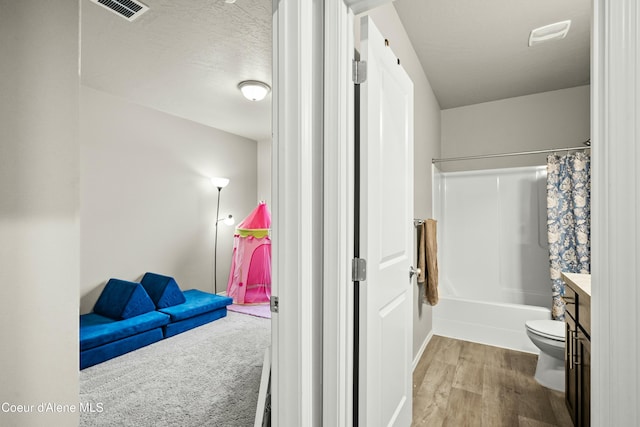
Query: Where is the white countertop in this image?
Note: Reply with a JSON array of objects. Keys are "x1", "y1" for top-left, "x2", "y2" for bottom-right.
[{"x1": 561, "y1": 272, "x2": 591, "y2": 297}]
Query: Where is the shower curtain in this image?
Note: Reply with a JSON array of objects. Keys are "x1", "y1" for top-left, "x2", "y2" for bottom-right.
[{"x1": 546, "y1": 151, "x2": 591, "y2": 320}]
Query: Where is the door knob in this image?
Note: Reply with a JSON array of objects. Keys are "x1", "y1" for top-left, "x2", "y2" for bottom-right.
[{"x1": 409, "y1": 266, "x2": 421, "y2": 279}]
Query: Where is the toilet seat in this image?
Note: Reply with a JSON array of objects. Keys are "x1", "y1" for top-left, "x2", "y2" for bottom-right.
[{"x1": 525, "y1": 320, "x2": 565, "y2": 342}]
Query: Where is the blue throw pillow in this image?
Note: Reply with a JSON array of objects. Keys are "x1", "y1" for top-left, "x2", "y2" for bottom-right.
[
  {"x1": 140, "y1": 272, "x2": 187, "y2": 309},
  {"x1": 93, "y1": 279, "x2": 156, "y2": 320}
]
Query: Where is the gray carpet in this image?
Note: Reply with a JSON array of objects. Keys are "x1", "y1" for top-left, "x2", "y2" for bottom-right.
[{"x1": 80, "y1": 311, "x2": 270, "y2": 427}]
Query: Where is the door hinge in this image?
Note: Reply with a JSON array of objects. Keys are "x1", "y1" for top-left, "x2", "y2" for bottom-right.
[
  {"x1": 352, "y1": 59, "x2": 367, "y2": 84},
  {"x1": 352, "y1": 258, "x2": 367, "y2": 282},
  {"x1": 270, "y1": 296, "x2": 279, "y2": 313}
]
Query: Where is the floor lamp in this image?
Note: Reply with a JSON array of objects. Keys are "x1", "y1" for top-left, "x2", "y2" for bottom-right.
[{"x1": 211, "y1": 177, "x2": 233, "y2": 294}]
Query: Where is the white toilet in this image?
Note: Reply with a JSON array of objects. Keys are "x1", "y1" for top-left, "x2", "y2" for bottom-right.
[{"x1": 525, "y1": 319, "x2": 566, "y2": 392}]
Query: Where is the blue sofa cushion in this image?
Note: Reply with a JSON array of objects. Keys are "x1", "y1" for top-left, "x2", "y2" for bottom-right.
[
  {"x1": 158, "y1": 289, "x2": 232, "y2": 322},
  {"x1": 163, "y1": 307, "x2": 228, "y2": 338},
  {"x1": 80, "y1": 328, "x2": 164, "y2": 370},
  {"x1": 93, "y1": 279, "x2": 156, "y2": 320},
  {"x1": 140, "y1": 272, "x2": 186, "y2": 309},
  {"x1": 80, "y1": 311, "x2": 170, "y2": 351}
]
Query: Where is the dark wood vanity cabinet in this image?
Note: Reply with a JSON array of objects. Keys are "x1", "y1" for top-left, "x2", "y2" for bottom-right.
[
  {"x1": 576, "y1": 328, "x2": 591, "y2": 427},
  {"x1": 565, "y1": 313, "x2": 578, "y2": 423},
  {"x1": 563, "y1": 275, "x2": 591, "y2": 427}
]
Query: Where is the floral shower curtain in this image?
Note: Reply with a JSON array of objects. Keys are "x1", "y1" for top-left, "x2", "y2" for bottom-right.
[{"x1": 547, "y1": 151, "x2": 591, "y2": 320}]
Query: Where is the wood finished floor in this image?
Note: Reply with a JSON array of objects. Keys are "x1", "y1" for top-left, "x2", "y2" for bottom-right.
[{"x1": 412, "y1": 336, "x2": 573, "y2": 427}]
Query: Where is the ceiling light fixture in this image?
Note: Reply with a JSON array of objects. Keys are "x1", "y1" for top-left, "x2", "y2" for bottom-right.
[
  {"x1": 225, "y1": 0, "x2": 237, "y2": 3},
  {"x1": 528, "y1": 20, "x2": 571, "y2": 47},
  {"x1": 238, "y1": 80, "x2": 271, "y2": 102}
]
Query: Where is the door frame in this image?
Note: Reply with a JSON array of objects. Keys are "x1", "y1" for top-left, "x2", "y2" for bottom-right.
[
  {"x1": 591, "y1": 0, "x2": 640, "y2": 425},
  {"x1": 272, "y1": 1, "x2": 386, "y2": 426},
  {"x1": 270, "y1": 0, "x2": 325, "y2": 425},
  {"x1": 322, "y1": 1, "x2": 356, "y2": 426},
  {"x1": 321, "y1": 2, "x2": 396, "y2": 426}
]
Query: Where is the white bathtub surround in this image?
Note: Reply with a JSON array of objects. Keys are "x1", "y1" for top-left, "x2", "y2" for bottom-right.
[
  {"x1": 433, "y1": 297, "x2": 550, "y2": 353},
  {"x1": 433, "y1": 166, "x2": 553, "y2": 353}
]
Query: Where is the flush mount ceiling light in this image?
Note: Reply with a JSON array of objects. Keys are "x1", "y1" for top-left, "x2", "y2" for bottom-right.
[
  {"x1": 238, "y1": 80, "x2": 271, "y2": 102},
  {"x1": 528, "y1": 20, "x2": 571, "y2": 47}
]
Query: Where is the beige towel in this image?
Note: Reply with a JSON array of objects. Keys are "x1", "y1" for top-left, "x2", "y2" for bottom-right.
[
  {"x1": 423, "y1": 219, "x2": 439, "y2": 305},
  {"x1": 417, "y1": 222, "x2": 427, "y2": 286}
]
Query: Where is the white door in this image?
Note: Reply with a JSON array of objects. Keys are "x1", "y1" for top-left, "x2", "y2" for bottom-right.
[{"x1": 358, "y1": 16, "x2": 414, "y2": 427}]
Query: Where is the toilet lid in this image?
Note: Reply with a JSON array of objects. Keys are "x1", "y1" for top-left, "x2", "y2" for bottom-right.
[{"x1": 525, "y1": 320, "x2": 565, "y2": 341}]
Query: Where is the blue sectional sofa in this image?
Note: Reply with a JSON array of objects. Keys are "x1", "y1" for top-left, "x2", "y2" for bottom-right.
[
  {"x1": 159, "y1": 289, "x2": 232, "y2": 338},
  {"x1": 140, "y1": 272, "x2": 233, "y2": 338},
  {"x1": 80, "y1": 279, "x2": 170, "y2": 370},
  {"x1": 80, "y1": 274, "x2": 233, "y2": 369}
]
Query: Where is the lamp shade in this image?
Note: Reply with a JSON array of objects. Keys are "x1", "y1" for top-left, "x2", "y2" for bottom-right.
[
  {"x1": 238, "y1": 80, "x2": 271, "y2": 101},
  {"x1": 211, "y1": 177, "x2": 230, "y2": 188}
]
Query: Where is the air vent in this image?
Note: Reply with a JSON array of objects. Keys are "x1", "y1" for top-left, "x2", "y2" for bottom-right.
[
  {"x1": 89, "y1": 0, "x2": 149, "y2": 22},
  {"x1": 528, "y1": 20, "x2": 571, "y2": 47}
]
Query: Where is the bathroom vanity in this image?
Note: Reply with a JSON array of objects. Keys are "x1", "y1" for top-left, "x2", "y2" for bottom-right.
[{"x1": 562, "y1": 272, "x2": 591, "y2": 427}]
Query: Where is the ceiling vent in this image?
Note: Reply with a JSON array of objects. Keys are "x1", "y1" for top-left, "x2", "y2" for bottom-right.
[
  {"x1": 528, "y1": 20, "x2": 572, "y2": 47},
  {"x1": 89, "y1": 0, "x2": 149, "y2": 22}
]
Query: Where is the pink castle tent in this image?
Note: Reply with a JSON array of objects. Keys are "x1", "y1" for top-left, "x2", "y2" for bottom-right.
[{"x1": 226, "y1": 202, "x2": 271, "y2": 304}]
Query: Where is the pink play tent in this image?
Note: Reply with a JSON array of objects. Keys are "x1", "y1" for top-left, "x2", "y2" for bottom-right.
[{"x1": 226, "y1": 202, "x2": 272, "y2": 304}]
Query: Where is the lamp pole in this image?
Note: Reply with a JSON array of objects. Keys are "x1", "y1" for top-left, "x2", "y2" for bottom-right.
[{"x1": 213, "y1": 186, "x2": 223, "y2": 294}]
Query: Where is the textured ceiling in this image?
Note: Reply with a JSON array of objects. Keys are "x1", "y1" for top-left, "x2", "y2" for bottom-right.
[
  {"x1": 82, "y1": 0, "x2": 591, "y2": 140},
  {"x1": 81, "y1": 0, "x2": 272, "y2": 141},
  {"x1": 393, "y1": 0, "x2": 591, "y2": 109}
]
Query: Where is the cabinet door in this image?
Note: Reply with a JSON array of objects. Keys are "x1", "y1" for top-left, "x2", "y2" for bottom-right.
[
  {"x1": 577, "y1": 330, "x2": 591, "y2": 426},
  {"x1": 565, "y1": 315, "x2": 578, "y2": 425}
]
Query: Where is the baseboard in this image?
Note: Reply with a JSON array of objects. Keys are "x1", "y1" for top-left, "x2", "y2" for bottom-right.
[
  {"x1": 412, "y1": 329, "x2": 434, "y2": 372},
  {"x1": 254, "y1": 346, "x2": 271, "y2": 427}
]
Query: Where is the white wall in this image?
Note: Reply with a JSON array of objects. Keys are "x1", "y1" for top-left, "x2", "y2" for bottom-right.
[
  {"x1": 364, "y1": 3, "x2": 442, "y2": 361},
  {"x1": 256, "y1": 137, "x2": 272, "y2": 207},
  {"x1": 80, "y1": 87, "x2": 257, "y2": 313},
  {"x1": 0, "y1": 1, "x2": 79, "y2": 425},
  {"x1": 441, "y1": 85, "x2": 591, "y2": 172}
]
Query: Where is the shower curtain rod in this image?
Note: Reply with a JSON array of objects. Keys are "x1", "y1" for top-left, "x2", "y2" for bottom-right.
[{"x1": 432, "y1": 142, "x2": 590, "y2": 164}]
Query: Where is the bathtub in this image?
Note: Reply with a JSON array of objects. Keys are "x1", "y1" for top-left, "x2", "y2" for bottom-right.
[
  {"x1": 433, "y1": 297, "x2": 550, "y2": 353},
  {"x1": 432, "y1": 165, "x2": 553, "y2": 354}
]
